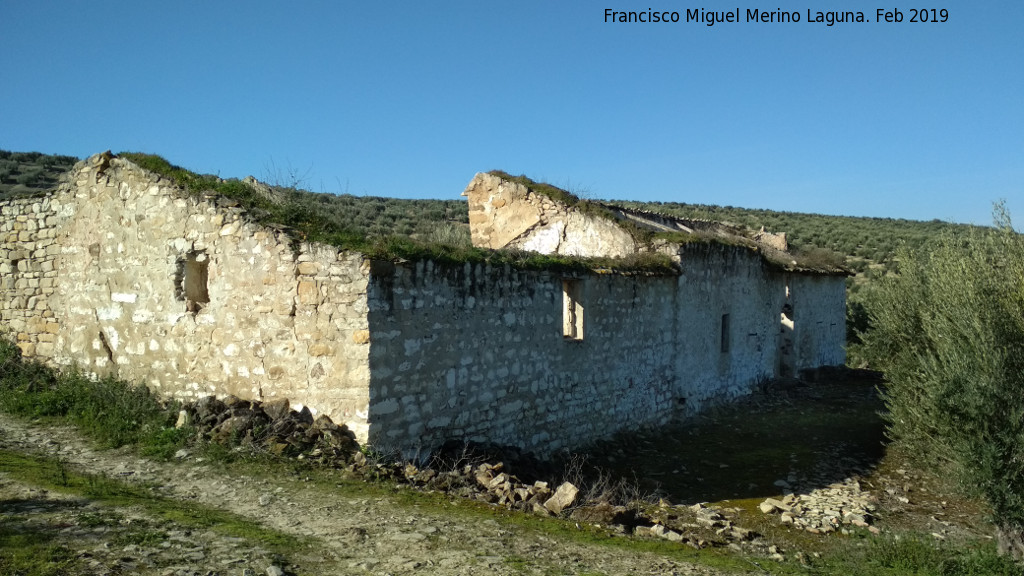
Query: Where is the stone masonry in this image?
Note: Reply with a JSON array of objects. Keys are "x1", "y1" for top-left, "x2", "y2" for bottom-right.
[
  {"x1": 1, "y1": 156, "x2": 371, "y2": 438},
  {"x1": 1, "y1": 155, "x2": 846, "y2": 456},
  {"x1": 0, "y1": 195, "x2": 62, "y2": 358}
]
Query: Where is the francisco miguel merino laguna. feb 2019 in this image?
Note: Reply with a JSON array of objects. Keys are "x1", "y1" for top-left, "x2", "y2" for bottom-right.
[{"x1": 603, "y1": 8, "x2": 950, "y2": 26}]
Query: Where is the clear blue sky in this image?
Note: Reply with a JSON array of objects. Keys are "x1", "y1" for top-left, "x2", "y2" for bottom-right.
[{"x1": 2, "y1": 2, "x2": 1021, "y2": 225}]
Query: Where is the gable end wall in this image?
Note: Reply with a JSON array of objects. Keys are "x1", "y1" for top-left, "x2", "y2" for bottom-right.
[{"x1": 1, "y1": 159, "x2": 373, "y2": 438}]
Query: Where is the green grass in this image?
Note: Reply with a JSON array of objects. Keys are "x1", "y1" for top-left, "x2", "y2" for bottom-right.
[
  {"x1": 821, "y1": 531, "x2": 1021, "y2": 576},
  {"x1": 0, "y1": 338, "x2": 191, "y2": 458},
  {"x1": 1, "y1": 335, "x2": 1020, "y2": 574},
  {"x1": 0, "y1": 516, "x2": 77, "y2": 576}
]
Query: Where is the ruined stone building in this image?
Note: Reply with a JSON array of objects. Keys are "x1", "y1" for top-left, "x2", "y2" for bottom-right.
[{"x1": 0, "y1": 154, "x2": 846, "y2": 455}]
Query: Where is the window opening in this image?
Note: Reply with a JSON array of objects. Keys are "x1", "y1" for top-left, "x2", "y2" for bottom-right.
[
  {"x1": 176, "y1": 250, "x2": 210, "y2": 313},
  {"x1": 720, "y1": 313, "x2": 730, "y2": 354},
  {"x1": 562, "y1": 279, "x2": 584, "y2": 340}
]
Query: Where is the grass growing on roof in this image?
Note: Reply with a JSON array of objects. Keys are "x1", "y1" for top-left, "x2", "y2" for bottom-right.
[{"x1": 119, "y1": 153, "x2": 678, "y2": 274}]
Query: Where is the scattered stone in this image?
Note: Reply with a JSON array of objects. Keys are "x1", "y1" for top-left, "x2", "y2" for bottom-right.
[
  {"x1": 175, "y1": 410, "x2": 191, "y2": 429},
  {"x1": 759, "y1": 477, "x2": 877, "y2": 533},
  {"x1": 543, "y1": 482, "x2": 579, "y2": 515},
  {"x1": 262, "y1": 398, "x2": 291, "y2": 421}
]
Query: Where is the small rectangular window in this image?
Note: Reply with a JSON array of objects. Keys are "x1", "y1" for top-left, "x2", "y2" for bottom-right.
[
  {"x1": 176, "y1": 250, "x2": 210, "y2": 313},
  {"x1": 562, "y1": 279, "x2": 583, "y2": 340},
  {"x1": 720, "y1": 313, "x2": 730, "y2": 354}
]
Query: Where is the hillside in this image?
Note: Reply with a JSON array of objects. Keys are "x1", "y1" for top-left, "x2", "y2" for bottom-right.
[
  {"x1": 0, "y1": 150, "x2": 78, "y2": 198},
  {"x1": 609, "y1": 200, "x2": 970, "y2": 286}
]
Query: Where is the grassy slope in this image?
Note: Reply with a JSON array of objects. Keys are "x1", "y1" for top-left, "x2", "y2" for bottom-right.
[{"x1": 0, "y1": 150, "x2": 78, "y2": 199}]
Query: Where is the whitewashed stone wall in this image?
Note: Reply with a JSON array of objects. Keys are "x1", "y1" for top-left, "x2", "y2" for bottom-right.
[
  {"x1": 1, "y1": 157, "x2": 372, "y2": 436},
  {"x1": 672, "y1": 243, "x2": 788, "y2": 411},
  {"x1": 787, "y1": 274, "x2": 847, "y2": 371},
  {"x1": 364, "y1": 260, "x2": 680, "y2": 455},
  {"x1": 362, "y1": 244, "x2": 847, "y2": 456}
]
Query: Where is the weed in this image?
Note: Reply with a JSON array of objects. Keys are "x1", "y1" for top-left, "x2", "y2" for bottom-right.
[
  {"x1": 826, "y1": 532, "x2": 1023, "y2": 575},
  {"x1": 0, "y1": 516, "x2": 77, "y2": 575},
  {"x1": 0, "y1": 338, "x2": 192, "y2": 455}
]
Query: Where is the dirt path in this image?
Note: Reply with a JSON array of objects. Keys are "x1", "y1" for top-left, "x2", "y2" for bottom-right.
[{"x1": 0, "y1": 414, "x2": 733, "y2": 576}]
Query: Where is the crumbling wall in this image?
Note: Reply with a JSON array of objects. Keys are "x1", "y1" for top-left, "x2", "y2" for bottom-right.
[
  {"x1": 364, "y1": 260, "x2": 679, "y2": 455},
  {"x1": 462, "y1": 173, "x2": 638, "y2": 257},
  {"x1": 362, "y1": 243, "x2": 846, "y2": 456},
  {"x1": 1, "y1": 157, "x2": 372, "y2": 437},
  {"x1": 3, "y1": 158, "x2": 848, "y2": 455}
]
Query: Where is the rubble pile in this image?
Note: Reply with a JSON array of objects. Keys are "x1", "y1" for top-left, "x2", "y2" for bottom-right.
[
  {"x1": 759, "y1": 478, "x2": 879, "y2": 534},
  {"x1": 179, "y1": 395, "x2": 771, "y2": 554},
  {"x1": 636, "y1": 502, "x2": 759, "y2": 549},
  {"x1": 179, "y1": 395, "x2": 360, "y2": 466}
]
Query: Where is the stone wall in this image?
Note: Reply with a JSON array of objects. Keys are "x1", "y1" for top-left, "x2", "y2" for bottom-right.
[
  {"x1": 672, "y1": 243, "x2": 788, "y2": 411},
  {"x1": 0, "y1": 194, "x2": 66, "y2": 359},
  {"x1": 361, "y1": 244, "x2": 847, "y2": 456},
  {"x1": 2, "y1": 156, "x2": 847, "y2": 456},
  {"x1": 787, "y1": 274, "x2": 847, "y2": 372},
  {"x1": 1, "y1": 157, "x2": 372, "y2": 437},
  {"x1": 364, "y1": 260, "x2": 680, "y2": 455}
]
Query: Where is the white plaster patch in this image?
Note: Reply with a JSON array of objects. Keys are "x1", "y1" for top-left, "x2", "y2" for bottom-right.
[
  {"x1": 101, "y1": 326, "x2": 119, "y2": 351},
  {"x1": 111, "y1": 292, "x2": 137, "y2": 303},
  {"x1": 519, "y1": 221, "x2": 565, "y2": 254}
]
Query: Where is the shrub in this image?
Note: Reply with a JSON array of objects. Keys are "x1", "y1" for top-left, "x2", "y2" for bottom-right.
[{"x1": 863, "y1": 202, "x2": 1024, "y2": 558}]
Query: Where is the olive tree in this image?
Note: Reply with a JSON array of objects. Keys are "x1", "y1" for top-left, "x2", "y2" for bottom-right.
[{"x1": 864, "y1": 202, "x2": 1024, "y2": 558}]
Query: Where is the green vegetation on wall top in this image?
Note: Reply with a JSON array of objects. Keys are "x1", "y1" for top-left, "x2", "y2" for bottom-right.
[
  {"x1": 1, "y1": 149, "x2": 979, "y2": 283},
  {"x1": 118, "y1": 153, "x2": 679, "y2": 275},
  {"x1": 487, "y1": 170, "x2": 848, "y2": 274}
]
